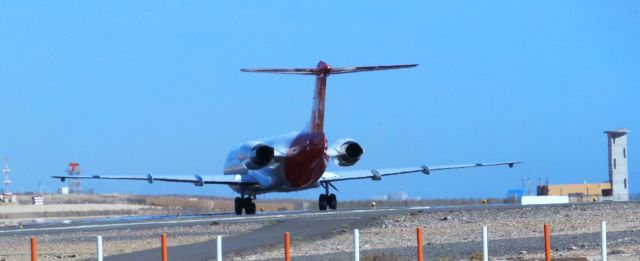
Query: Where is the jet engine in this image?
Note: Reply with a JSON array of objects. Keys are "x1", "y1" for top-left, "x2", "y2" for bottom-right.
[
  {"x1": 244, "y1": 144, "x2": 275, "y2": 170},
  {"x1": 331, "y1": 139, "x2": 364, "y2": 166}
]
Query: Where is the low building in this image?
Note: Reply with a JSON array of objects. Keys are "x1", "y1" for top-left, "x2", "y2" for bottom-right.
[{"x1": 537, "y1": 183, "x2": 611, "y2": 201}]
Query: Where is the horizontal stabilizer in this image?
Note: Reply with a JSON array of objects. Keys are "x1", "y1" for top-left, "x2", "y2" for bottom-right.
[
  {"x1": 240, "y1": 68, "x2": 317, "y2": 75},
  {"x1": 331, "y1": 64, "x2": 418, "y2": 74},
  {"x1": 241, "y1": 61, "x2": 417, "y2": 76}
]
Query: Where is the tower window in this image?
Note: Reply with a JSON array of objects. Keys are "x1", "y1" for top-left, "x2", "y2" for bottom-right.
[
  {"x1": 613, "y1": 137, "x2": 616, "y2": 144},
  {"x1": 625, "y1": 178, "x2": 627, "y2": 189},
  {"x1": 624, "y1": 148, "x2": 626, "y2": 158},
  {"x1": 614, "y1": 158, "x2": 616, "y2": 169}
]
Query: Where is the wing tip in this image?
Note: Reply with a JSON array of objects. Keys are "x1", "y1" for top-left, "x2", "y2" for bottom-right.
[{"x1": 508, "y1": 161, "x2": 524, "y2": 168}]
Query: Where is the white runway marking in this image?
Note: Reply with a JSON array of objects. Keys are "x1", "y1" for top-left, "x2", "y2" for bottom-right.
[
  {"x1": 408, "y1": 206, "x2": 432, "y2": 210},
  {"x1": 310, "y1": 217, "x2": 361, "y2": 221}
]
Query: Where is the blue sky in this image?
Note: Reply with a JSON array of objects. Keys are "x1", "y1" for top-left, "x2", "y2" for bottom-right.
[{"x1": 1, "y1": 1, "x2": 638, "y2": 200}]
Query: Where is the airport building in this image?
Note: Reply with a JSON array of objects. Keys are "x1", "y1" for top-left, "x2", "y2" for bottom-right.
[{"x1": 536, "y1": 128, "x2": 629, "y2": 202}]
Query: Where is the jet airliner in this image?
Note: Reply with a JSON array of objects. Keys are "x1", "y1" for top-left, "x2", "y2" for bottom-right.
[{"x1": 54, "y1": 61, "x2": 520, "y2": 215}]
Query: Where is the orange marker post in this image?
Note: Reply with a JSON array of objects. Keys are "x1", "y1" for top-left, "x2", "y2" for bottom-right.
[
  {"x1": 284, "y1": 232, "x2": 291, "y2": 261},
  {"x1": 417, "y1": 227, "x2": 424, "y2": 261},
  {"x1": 544, "y1": 223, "x2": 551, "y2": 261},
  {"x1": 30, "y1": 237, "x2": 37, "y2": 261},
  {"x1": 161, "y1": 232, "x2": 168, "y2": 261}
]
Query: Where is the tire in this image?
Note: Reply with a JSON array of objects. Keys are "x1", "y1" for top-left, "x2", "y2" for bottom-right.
[
  {"x1": 234, "y1": 197, "x2": 243, "y2": 215},
  {"x1": 243, "y1": 198, "x2": 256, "y2": 215},
  {"x1": 248, "y1": 202, "x2": 257, "y2": 215},
  {"x1": 318, "y1": 194, "x2": 328, "y2": 211},
  {"x1": 328, "y1": 194, "x2": 337, "y2": 210}
]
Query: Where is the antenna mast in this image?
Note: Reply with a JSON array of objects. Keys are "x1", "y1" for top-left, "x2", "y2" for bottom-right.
[
  {"x1": 67, "y1": 162, "x2": 81, "y2": 194},
  {"x1": 2, "y1": 158, "x2": 10, "y2": 194}
]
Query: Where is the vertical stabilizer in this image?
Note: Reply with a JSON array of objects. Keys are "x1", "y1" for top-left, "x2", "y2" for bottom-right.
[{"x1": 308, "y1": 61, "x2": 330, "y2": 133}]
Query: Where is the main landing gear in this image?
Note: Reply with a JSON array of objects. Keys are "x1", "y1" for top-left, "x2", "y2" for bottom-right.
[
  {"x1": 318, "y1": 182, "x2": 337, "y2": 211},
  {"x1": 234, "y1": 196, "x2": 256, "y2": 215}
]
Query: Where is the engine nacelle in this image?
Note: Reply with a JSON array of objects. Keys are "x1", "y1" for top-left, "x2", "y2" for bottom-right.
[
  {"x1": 245, "y1": 144, "x2": 275, "y2": 170},
  {"x1": 331, "y1": 139, "x2": 364, "y2": 167}
]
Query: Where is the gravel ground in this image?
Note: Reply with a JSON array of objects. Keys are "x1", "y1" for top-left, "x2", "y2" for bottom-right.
[
  {"x1": 234, "y1": 202, "x2": 640, "y2": 261},
  {"x1": 0, "y1": 221, "x2": 265, "y2": 261},
  {"x1": 2, "y1": 202, "x2": 638, "y2": 261},
  {"x1": 253, "y1": 230, "x2": 640, "y2": 261}
]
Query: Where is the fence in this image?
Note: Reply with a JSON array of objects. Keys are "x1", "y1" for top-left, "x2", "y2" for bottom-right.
[{"x1": 24, "y1": 221, "x2": 609, "y2": 261}]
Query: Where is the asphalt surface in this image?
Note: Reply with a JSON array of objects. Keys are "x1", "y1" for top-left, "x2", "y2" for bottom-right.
[
  {"x1": 0, "y1": 207, "x2": 414, "y2": 237},
  {"x1": 104, "y1": 209, "x2": 378, "y2": 261}
]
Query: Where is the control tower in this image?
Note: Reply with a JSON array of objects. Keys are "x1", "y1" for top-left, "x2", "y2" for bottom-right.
[{"x1": 605, "y1": 128, "x2": 629, "y2": 201}]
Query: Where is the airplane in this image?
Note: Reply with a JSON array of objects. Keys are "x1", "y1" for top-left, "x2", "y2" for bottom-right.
[{"x1": 53, "y1": 61, "x2": 521, "y2": 215}]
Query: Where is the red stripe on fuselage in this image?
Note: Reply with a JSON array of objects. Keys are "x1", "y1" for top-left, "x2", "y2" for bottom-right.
[{"x1": 284, "y1": 132, "x2": 328, "y2": 188}]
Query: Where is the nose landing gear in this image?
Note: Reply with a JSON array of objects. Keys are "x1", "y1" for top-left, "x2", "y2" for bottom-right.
[{"x1": 318, "y1": 182, "x2": 337, "y2": 211}]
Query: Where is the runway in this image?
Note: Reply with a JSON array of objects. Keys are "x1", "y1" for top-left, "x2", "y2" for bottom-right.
[
  {"x1": 0, "y1": 206, "x2": 435, "y2": 236},
  {"x1": 105, "y1": 206, "x2": 459, "y2": 261}
]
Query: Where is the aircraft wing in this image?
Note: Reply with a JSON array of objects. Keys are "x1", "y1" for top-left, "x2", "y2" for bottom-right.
[
  {"x1": 319, "y1": 161, "x2": 521, "y2": 183},
  {"x1": 51, "y1": 174, "x2": 258, "y2": 186}
]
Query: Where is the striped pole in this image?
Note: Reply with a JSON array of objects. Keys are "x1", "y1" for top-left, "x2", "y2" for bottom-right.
[
  {"x1": 30, "y1": 237, "x2": 37, "y2": 261},
  {"x1": 417, "y1": 227, "x2": 423, "y2": 261},
  {"x1": 161, "y1": 233, "x2": 168, "y2": 261},
  {"x1": 601, "y1": 221, "x2": 607, "y2": 261},
  {"x1": 284, "y1": 232, "x2": 290, "y2": 261},
  {"x1": 217, "y1": 235, "x2": 222, "y2": 261},
  {"x1": 544, "y1": 223, "x2": 551, "y2": 261},
  {"x1": 97, "y1": 236, "x2": 103, "y2": 261},
  {"x1": 482, "y1": 226, "x2": 488, "y2": 261},
  {"x1": 354, "y1": 229, "x2": 360, "y2": 261}
]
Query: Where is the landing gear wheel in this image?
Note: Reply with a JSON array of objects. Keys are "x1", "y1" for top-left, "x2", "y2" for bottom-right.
[
  {"x1": 234, "y1": 197, "x2": 243, "y2": 215},
  {"x1": 328, "y1": 194, "x2": 337, "y2": 210},
  {"x1": 251, "y1": 203, "x2": 257, "y2": 214},
  {"x1": 243, "y1": 197, "x2": 256, "y2": 215},
  {"x1": 246, "y1": 202, "x2": 256, "y2": 215},
  {"x1": 319, "y1": 194, "x2": 328, "y2": 211}
]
